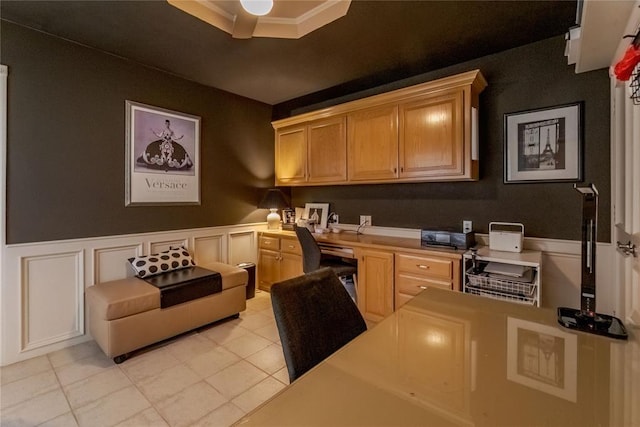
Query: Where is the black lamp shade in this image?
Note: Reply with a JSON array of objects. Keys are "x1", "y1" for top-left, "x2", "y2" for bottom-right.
[{"x1": 258, "y1": 189, "x2": 289, "y2": 209}]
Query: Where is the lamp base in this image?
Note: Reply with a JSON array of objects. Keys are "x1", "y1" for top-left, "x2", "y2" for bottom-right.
[
  {"x1": 557, "y1": 307, "x2": 628, "y2": 340},
  {"x1": 266, "y1": 209, "x2": 281, "y2": 230}
]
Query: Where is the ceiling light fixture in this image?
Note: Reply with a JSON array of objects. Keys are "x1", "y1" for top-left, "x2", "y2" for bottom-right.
[{"x1": 240, "y1": 0, "x2": 273, "y2": 16}]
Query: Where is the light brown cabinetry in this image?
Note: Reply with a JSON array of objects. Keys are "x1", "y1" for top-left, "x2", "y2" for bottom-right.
[
  {"x1": 272, "y1": 70, "x2": 486, "y2": 186},
  {"x1": 356, "y1": 248, "x2": 394, "y2": 322},
  {"x1": 399, "y1": 88, "x2": 466, "y2": 179},
  {"x1": 308, "y1": 116, "x2": 347, "y2": 183},
  {"x1": 275, "y1": 116, "x2": 347, "y2": 185},
  {"x1": 275, "y1": 125, "x2": 306, "y2": 184},
  {"x1": 258, "y1": 233, "x2": 303, "y2": 291},
  {"x1": 394, "y1": 252, "x2": 460, "y2": 309},
  {"x1": 347, "y1": 105, "x2": 398, "y2": 181}
]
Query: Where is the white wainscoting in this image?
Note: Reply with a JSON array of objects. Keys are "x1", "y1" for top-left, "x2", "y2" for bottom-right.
[
  {"x1": 474, "y1": 234, "x2": 616, "y2": 315},
  {"x1": 1, "y1": 223, "x2": 263, "y2": 366},
  {"x1": 1, "y1": 222, "x2": 617, "y2": 366}
]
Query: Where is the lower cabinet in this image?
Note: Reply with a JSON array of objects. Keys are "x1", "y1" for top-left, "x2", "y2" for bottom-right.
[
  {"x1": 258, "y1": 233, "x2": 303, "y2": 291},
  {"x1": 394, "y1": 252, "x2": 460, "y2": 309},
  {"x1": 356, "y1": 248, "x2": 394, "y2": 322}
]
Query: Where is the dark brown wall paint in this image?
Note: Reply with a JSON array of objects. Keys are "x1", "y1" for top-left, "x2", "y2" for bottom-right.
[
  {"x1": 275, "y1": 36, "x2": 611, "y2": 242},
  {"x1": 2, "y1": 22, "x2": 275, "y2": 244}
]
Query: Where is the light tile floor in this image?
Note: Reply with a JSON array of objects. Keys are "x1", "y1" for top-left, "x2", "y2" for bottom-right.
[{"x1": 0, "y1": 291, "x2": 287, "y2": 427}]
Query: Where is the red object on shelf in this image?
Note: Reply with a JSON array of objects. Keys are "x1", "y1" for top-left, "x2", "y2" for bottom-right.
[{"x1": 614, "y1": 44, "x2": 640, "y2": 81}]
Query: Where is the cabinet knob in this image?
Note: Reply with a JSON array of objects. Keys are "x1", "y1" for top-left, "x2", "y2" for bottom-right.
[
  {"x1": 288, "y1": 245, "x2": 295, "y2": 249},
  {"x1": 419, "y1": 285, "x2": 428, "y2": 290},
  {"x1": 417, "y1": 264, "x2": 429, "y2": 269}
]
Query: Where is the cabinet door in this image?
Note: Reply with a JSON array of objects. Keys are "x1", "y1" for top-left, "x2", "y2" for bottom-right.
[
  {"x1": 275, "y1": 125, "x2": 307, "y2": 185},
  {"x1": 258, "y1": 249, "x2": 280, "y2": 291},
  {"x1": 281, "y1": 252, "x2": 303, "y2": 281},
  {"x1": 399, "y1": 88, "x2": 464, "y2": 178},
  {"x1": 308, "y1": 116, "x2": 347, "y2": 183},
  {"x1": 347, "y1": 105, "x2": 399, "y2": 181},
  {"x1": 357, "y1": 249, "x2": 394, "y2": 322}
]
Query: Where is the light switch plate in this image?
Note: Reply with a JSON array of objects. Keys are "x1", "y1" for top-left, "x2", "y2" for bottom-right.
[{"x1": 463, "y1": 220, "x2": 472, "y2": 233}]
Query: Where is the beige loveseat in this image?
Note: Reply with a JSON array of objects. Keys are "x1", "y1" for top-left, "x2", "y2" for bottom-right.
[{"x1": 86, "y1": 261, "x2": 247, "y2": 363}]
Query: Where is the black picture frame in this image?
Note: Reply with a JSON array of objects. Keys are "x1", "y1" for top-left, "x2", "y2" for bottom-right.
[{"x1": 504, "y1": 102, "x2": 583, "y2": 184}]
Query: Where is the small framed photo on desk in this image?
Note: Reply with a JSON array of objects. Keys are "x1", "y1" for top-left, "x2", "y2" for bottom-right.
[
  {"x1": 304, "y1": 203, "x2": 329, "y2": 229},
  {"x1": 281, "y1": 208, "x2": 295, "y2": 230}
]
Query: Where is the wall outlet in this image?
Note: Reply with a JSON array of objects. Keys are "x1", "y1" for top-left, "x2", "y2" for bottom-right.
[
  {"x1": 360, "y1": 215, "x2": 372, "y2": 226},
  {"x1": 463, "y1": 220, "x2": 473, "y2": 233}
]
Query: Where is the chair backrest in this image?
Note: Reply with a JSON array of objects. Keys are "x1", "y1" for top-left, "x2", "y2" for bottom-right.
[
  {"x1": 270, "y1": 267, "x2": 367, "y2": 382},
  {"x1": 294, "y1": 225, "x2": 322, "y2": 273}
]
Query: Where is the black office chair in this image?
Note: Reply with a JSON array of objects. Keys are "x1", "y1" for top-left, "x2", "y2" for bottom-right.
[
  {"x1": 294, "y1": 225, "x2": 358, "y2": 299},
  {"x1": 270, "y1": 267, "x2": 367, "y2": 382}
]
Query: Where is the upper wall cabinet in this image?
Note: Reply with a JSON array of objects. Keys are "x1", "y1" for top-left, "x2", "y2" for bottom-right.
[
  {"x1": 399, "y1": 88, "x2": 465, "y2": 179},
  {"x1": 273, "y1": 70, "x2": 486, "y2": 186},
  {"x1": 275, "y1": 116, "x2": 347, "y2": 185},
  {"x1": 348, "y1": 105, "x2": 399, "y2": 181},
  {"x1": 275, "y1": 125, "x2": 307, "y2": 184}
]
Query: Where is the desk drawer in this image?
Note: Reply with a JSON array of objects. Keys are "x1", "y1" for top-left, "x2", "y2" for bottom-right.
[
  {"x1": 396, "y1": 273, "x2": 452, "y2": 295},
  {"x1": 280, "y1": 238, "x2": 302, "y2": 255},
  {"x1": 395, "y1": 253, "x2": 452, "y2": 280},
  {"x1": 259, "y1": 236, "x2": 280, "y2": 250}
]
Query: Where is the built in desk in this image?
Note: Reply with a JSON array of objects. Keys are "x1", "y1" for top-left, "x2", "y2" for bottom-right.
[
  {"x1": 258, "y1": 230, "x2": 465, "y2": 321},
  {"x1": 236, "y1": 287, "x2": 639, "y2": 426}
]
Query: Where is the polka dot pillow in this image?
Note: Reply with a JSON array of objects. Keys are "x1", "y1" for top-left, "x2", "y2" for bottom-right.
[{"x1": 128, "y1": 247, "x2": 196, "y2": 278}]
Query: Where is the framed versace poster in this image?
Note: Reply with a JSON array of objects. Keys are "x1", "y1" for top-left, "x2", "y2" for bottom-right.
[{"x1": 125, "y1": 101, "x2": 200, "y2": 206}]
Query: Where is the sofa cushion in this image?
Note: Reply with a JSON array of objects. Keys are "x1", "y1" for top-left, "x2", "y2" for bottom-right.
[
  {"x1": 199, "y1": 261, "x2": 248, "y2": 290},
  {"x1": 86, "y1": 278, "x2": 160, "y2": 321},
  {"x1": 143, "y1": 267, "x2": 222, "y2": 308},
  {"x1": 86, "y1": 262, "x2": 247, "y2": 321},
  {"x1": 128, "y1": 247, "x2": 195, "y2": 278}
]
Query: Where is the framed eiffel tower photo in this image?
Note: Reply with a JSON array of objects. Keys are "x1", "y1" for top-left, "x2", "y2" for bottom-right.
[{"x1": 504, "y1": 102, "x2": 583, "y2": 183}]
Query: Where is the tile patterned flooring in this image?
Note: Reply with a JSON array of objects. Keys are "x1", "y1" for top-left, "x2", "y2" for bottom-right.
[{"x1": 0, "y1": 291, "x2": 287, "y2": 427}]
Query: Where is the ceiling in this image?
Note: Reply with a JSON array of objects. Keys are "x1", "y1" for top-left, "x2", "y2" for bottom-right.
[{"x1": 0, "y1": 0, "x2": 577, "y2": 105}]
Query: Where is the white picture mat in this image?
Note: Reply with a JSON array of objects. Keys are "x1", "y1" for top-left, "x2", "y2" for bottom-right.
[
  {"x1": 303, "y1": 203, "x2": 329, "y2": 229},
  {"x1": 505, "y1": 103, "x2": 581, "y2": 183},
  {"x1": 125, "y1": 101, "x2": 200, "y2": 206},
  {"x1": 506, "y1": 317, "x2": 577, "y2": 402}
]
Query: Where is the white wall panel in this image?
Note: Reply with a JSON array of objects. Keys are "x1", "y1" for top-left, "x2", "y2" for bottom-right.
[
  {"x1": 150, "y1": 238, "x2": 189, "y2": 254},
  {"x1": 228, "y1": 231, "x2": 256, "y2": 265},
  {"x1": 193, "y1": 234, "x2": 224, "y2": 264},
  {"x1": 93, "y1": 244, "x2": 142, "y2": 283},
  {"x1": 20, "y1": 251, "x2": 83, "y2": 352}
]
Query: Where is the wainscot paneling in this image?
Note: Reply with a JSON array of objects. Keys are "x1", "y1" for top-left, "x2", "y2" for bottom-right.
[
  {"x1": 2, "y1": 222, "x2": 617, "y2": 366},
  {"x1": 477, "y1": 234, "x2": 617, "y2": 315},
  {"x1": 93, "y1": 244, "x2": 142, "y2": 283},
  {"x1": 20, "y1": 251, "x2": 84, "y2": 353},
  {"x1": 193, "y1": 234, "x2": 224, "y2": 266},
  {"x1": 150, "y1": 238, "x2": 190, "y2": 254},
  {"x1": 228, "y1": 231, "x2": 257, "y2": 266},
  {"x1": 1, "y1": 223, "x2": 263, "y2": 366}
]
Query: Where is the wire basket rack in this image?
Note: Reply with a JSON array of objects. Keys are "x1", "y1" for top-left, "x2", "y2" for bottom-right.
[
  {"x1": 465, "y1": 268, "x2": 537, "y2": 305},
  {"x1": 631, "y1": 63, "x2": 640, "y2": 105}
]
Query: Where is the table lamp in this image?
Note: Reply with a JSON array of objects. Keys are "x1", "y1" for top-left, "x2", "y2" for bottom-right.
[
  {"x1": 557, "y1": 183, "x2": 628, "y2": 339},
  {"x1": 258, "y1": 188, "x2": 289, "y2": 230}
]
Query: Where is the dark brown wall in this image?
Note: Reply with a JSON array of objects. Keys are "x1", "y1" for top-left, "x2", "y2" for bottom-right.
[
  {"x1": 275, "y1": 36, "x2": 611, "y2": 242},
  {"x1": 2, "y1": 22, "x2": 275, "y2": 244}
]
